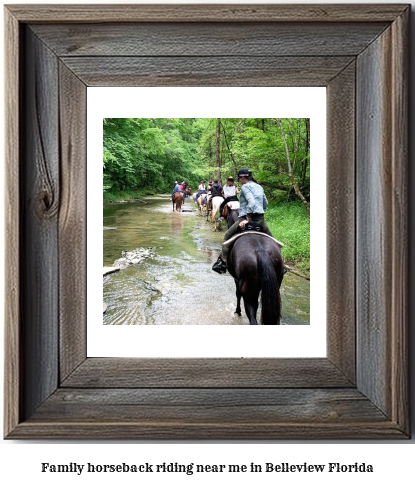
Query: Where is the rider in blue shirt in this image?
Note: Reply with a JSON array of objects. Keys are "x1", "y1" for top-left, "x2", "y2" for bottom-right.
[
  {"x1": 212, "y1": 168, "x2": 274, "y2": 274},
  {"x1": 170, "y1": 181, "x2": 181, "y2": 200}
]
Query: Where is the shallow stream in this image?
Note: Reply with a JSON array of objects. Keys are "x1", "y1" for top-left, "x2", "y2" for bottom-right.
[{"x1": 103, "y1": 197, "x2": 310, "y2": 325}]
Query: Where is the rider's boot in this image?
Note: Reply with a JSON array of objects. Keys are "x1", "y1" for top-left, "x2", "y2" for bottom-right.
[{"x1": 212, "y1": 255, "x2": 227, "y2": 274}]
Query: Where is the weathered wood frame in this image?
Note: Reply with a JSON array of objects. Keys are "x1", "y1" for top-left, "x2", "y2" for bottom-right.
[{"x1": 4, "y1": 4, "x2": 409, "y2": 439}]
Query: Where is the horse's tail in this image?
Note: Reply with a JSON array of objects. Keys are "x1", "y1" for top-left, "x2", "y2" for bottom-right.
[{"x1": 257, "y1": 246, "x2": 281, "y2": 325}]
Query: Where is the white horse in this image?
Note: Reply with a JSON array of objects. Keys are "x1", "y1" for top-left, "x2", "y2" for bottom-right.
[
  {"x1": 209, "y1": 196, "x2": 224, "y2": 231},
  {"x1": 196, "y1": 193, "x2": 207, "y2": 215}
]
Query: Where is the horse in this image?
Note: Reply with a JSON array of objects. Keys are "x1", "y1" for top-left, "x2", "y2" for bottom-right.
[
  {"x1": 196, "y1": 193, "x2": 206, "y2": 215},
  {"x1": 226, "y1": 233, "x2": 285, "y2": 325},
  {"x1": 186, "y1": 187, "x2": 192, "y2": 196},
  {"x1": 208, "y1": 196, "x2": 224, "y2": 231},
  {"x1": 222, "y1": 201, "x2": 240, "y2": 229},
  {"x1": 172, "y1": 192, "x2": 183, "y2": 212},
  {"x1": 205, "y1": 194, "x2": 212, "y2": 220}
]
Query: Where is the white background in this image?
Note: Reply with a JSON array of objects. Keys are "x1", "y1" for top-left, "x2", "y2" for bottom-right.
[
  {"x1": 88, "y1": 87, "x2": 326, "y2": 357},
  {"x1": 1, "y1": 0, "x2": 415, "y2": 487}
]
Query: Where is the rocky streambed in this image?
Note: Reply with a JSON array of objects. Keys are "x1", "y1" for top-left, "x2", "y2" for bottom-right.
[{"x1": 113, "y1": 247, "x2": 157, "y2": 269}]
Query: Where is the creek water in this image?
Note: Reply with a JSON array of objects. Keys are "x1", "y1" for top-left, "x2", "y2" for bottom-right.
[{"x1": 103, "y1": 196, "x2": 310, "y2": 325}]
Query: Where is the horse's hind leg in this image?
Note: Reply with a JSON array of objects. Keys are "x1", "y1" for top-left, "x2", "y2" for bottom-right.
[
  {"x1": 243, "y1": 293, "x2": 259, "y2": 325},
  {"x1": 234, "y1": 279, "x2": 242, "y2": 316}
]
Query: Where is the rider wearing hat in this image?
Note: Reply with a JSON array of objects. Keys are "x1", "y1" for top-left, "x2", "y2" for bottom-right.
[{"x1": 213, "y1": 168, "x2": 274, "y2": 273}]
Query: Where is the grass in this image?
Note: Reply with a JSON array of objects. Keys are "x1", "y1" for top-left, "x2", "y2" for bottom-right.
[
  {"x1": 103, "y1": 188, "x2": 156, "y2": 203},
  {"x1": 266, "y1": 200, "x2": 310, "y2": 276}
]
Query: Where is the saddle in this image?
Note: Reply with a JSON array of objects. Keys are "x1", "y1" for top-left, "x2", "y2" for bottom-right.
[
  {"x1": 223, "y1": 231, "x2": 284, "y2": 249},
  {"x1": 245, "y1": 222, "x2": 264, "y2": 233}
]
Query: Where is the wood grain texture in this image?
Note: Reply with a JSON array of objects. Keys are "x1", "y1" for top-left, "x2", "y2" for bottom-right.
[
  {"x1": 7, "y1": 422, "x2": 406, "y2": 440},
  {"x1": 61, "y1": 56, "x2": 354, "y2": 87},
  {"x1": 356, "y1": 13, "x2": 408, "y2": 428},
  {"x1": 21, "y1": 28, "x2": 60, "y2": 420},
  {"x1": 389, "y1": 8, "x2": 409, "y2": 432},
  {"x1": 31, "y1": 22, "x2": 388, "y2": 57},
  {"x1": 4, "y1": 5, "x2": 409, "y2": 440},
  {"x1": 32, "y1": 388, "x2": 386, "y2": 422},
  {"x1": 7, "y1": 421, "x2": 405, "y2": 440},
  {"x1": 62, "y1": 358, "x2": 352, "y2": 388},
  {"x1": 356, "y1": 30, "x2": 390, "y2": 417},
  {"x1": 58, "y1": 63, "x2": 87, "y2": 382},
  {"x1": 4, "y1": 6, "x2": 21, "y2": 438},
  {"x1": 326, "y1": 62, "x2": 356, "y2": 383},
  {"x1": 6, "y1": 4, "x2": 409, "y2": 23}
]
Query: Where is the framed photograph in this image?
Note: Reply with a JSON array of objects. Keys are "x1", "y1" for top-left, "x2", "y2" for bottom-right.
[
  {"x1": 4, "y1": 4, "x2": 409, "y2": 439},
  {"x1": 93, "y1": 91, "x2": 324, "y2": 358}
]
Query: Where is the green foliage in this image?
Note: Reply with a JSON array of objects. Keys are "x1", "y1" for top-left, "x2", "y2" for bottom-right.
[
  {"x1": 266, "y1": 201, "x2": 310, "y2": 274},
  {"x1": 103, "y1": 118, "x2": 310, "y2": 200},
  {"x1": 103, "y1": 118, "x2": 311, "y2": 268},
  {"x1": 103, "y1": 118, "x2": 202, "y2": 193}
]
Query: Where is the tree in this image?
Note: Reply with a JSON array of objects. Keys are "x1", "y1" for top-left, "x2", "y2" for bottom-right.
[
  {"x1": 215, "y1": 118, "x2": 221, "y2": 182},
  {"x1": 275, "y1": 119, "x2": 310, "y2": 214}
]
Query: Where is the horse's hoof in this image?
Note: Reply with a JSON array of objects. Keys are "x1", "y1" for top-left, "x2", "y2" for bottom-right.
[{"x1": 234, "y1": 311, "x2": 242, "y2": 316}]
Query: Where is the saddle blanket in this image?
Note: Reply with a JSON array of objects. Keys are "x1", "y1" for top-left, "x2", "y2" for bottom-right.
[{"x1": 223, "y1": 231, "x2": 284, "y2": 249}]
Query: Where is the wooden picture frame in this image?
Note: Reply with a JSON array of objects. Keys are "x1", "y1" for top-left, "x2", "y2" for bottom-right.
[{"x1": 4, "y1": 4, "x2": 409, "y2": 439}]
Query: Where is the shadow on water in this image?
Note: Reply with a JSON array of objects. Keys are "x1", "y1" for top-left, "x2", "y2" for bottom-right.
[{"x1": 103, "y1": 197, "x2": 310, "y2": 325}]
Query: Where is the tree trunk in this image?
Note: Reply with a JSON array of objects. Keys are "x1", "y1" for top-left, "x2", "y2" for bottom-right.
[
  {"x1": 276, "y1": 119, "x2": 310, "y2": 215},
  {"x1": 302, "y1": 118, "x2": 310, "y2": 188},
  {"x1": 215, "y1": 118, "x2": 221, "y2": 183}
]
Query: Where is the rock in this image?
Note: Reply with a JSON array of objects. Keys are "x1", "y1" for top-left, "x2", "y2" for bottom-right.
[
  {"x1": 103, "y1": 303, "x2": 107, "y2": 314},
  {"x1": 103, "y1": 267, "x2": 120, "y2": 276},
  {"x1": 112, "y1": 247, "x2": 156, "y2": 268},
  {"x1": 152, "y1": 282, "x2": 172, "y2": 294}
]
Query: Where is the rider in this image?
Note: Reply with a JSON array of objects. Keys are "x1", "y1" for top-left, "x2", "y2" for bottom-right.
[
  {"x1": 212, "y1": 168, "x2": 274, "y2": 274},
  {"x1": 195, "y1": 180, "x2": 207, "y2": 202},
  {"x1": 170, "y1": 181, "x2": 181, "y2": 200},
  {"x1": 208, "y1": 179, "x2": 224, "y2": 210},
  {"x1": 180, "y1": 181, "x2": 186, "y2": 202},
  {"x1": 218, "y1": 176, "x2": 239, "y2": 221}
]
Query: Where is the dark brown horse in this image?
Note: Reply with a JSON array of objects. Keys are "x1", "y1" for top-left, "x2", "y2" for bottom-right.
[
  {"x1": 226, "y1": 234, "x2": 285, "y2": 325},
  {"x1": 172, "y1": 192, "x2": 183, "y2": 212},
  {"x1": 222, "y1": 205, "x2": 240, "y2": 229}
]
